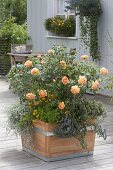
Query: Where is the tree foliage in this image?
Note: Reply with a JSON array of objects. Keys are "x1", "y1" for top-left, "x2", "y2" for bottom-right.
[{"x1": 0, "y1": 0, "x2": 27, "y2": 24}]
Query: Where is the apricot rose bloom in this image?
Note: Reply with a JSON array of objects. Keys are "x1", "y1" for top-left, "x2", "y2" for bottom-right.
[
  {"x1": 78, "y1": 76, "x2": 87, "y2": 85},
  {"x1": 39, "y1": 90, "x2": 47, "y2": 98},
  {"x1": 100, "y1": 67, "x2": 108, "y2": 76},
  {"x1": 26, "y1": 93, "x2": 35, "y2": 100},
  {"x1": 58, "y1": 102, "x2": 65, "y2": 110},
  {"x1": 59, "y1": 61, "x2": 67, "y2": 69},
  {"x1": 24, "y1": 60, "x2": 33, "y2": 68},
  {"x1": 71, "y1": 85, "x2": 80, "y2": 95},
  {"x1": 48, "y1": 49, "x2": 55, "y2": 55},
  {"x1": 91, "y1": 80, "x2": 100, "y2": 90},
  {"x1": 31, "y1": 68, "x2": 40, "y2": 75},
  {"x1": 61, "y1": 76, "x2": 70, "y2": 85},
  {"x1": 81, "y1": 55, "x2": 88, "y2": 61}
]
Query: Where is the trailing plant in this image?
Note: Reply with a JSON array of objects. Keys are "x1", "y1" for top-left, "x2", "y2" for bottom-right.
[
  {"x1": 7, "y1": 45, "x2": 108, "y2": 148},
  {"x1": 66, "y1": 0, "x2": 102, "y2": 61},
  {"x1": 45, "y1": 16, "x2": 75, "y2": 37},
  {"x1": 7, "y1": 102, "x2": 33, "y2": 135},
  {"x1": 55, "y1": 98, "x2": 106, "y2": 148}
]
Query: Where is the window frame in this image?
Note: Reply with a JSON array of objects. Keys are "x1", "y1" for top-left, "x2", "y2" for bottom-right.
[{"x1": 46, "y1": 0, "x2": 79, "y2": 39}]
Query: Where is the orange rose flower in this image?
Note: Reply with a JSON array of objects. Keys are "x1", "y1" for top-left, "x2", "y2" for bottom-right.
[
  {"x1": 58, "y1": 102, "x2": 65, "y2": 110},
  {"x1": 26, "y1": 93, "x2": 35, "y2": 100},
  {"x1": 71, "y1": 85, "x2": 80, "y2": 95},
  {"x1": 48, "y1": 49, "x2": 55, "y2": 55},
  {"x1": 59, "y1": 61, "x2": 67, "y2": 69},
  {"x1": 24, "y1": 60, "x2": 33, "y2": 68},
  {"x1": 91, "y1": 80, "x2": 100, "y2": 90},
  {"x1": 39, "y1": 90, "x2": 47, "y2": 98},
  {"x1": 100, "y1": 67, "x2": 108, "y2": 76},
  {"x1": 78, "y1": 76, "x2": 87, "y2": 85},
  {"x1": 61, "y1": 76, "x2": 70, "y2": 85},
  {"x1": 31, "y1": 68, "x2": 40, "y2": 75},
  {"x1": 81, "y1": 55, "x2": 89, "y2": 61}
]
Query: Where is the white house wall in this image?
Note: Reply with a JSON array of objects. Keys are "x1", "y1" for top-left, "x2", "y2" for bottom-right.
[
  {"x1": 27, "y1": 0, "x2": 113, "y2": 72},
  {"x1": 99, "y1": 0, "x2": 113, "y2": 74},
  {"x1": 27, "y1": 0, "x2": 81, "y2": 56}
]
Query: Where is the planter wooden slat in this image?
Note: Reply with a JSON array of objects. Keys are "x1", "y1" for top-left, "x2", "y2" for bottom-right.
[{"x1": 22, "y1": 120, "x2": 95, "y2": 161}]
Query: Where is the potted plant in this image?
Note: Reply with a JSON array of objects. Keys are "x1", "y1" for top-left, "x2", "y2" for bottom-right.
[
  {"x1": 45, "y1": 16, "x2": 75, "y2": 37},
  {"x1": 7, "y1": 45, "x2": 108, "y2": 161}
]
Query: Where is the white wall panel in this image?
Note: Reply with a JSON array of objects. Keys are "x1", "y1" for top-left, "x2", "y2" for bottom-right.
[{"x1": 27, "y1": 0, "x2": 113, "y2": 71}]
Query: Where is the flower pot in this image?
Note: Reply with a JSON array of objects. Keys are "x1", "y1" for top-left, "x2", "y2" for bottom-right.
[{"x1": 22, "y1": 120, "x2": 95, "y2": 162}]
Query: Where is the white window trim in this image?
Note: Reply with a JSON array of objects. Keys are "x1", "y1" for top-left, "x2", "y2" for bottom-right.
[
  {"x1": 46, "y1": 0, "x2": 79, "y2": 39},
  {"x1": 45, "y1": 35, "x2": 78, "y2": 40}
]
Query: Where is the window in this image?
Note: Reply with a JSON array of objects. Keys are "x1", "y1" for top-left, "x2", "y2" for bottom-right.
[
  {"x1": 46, "y1": 0, "x2": 78, "y2": 39},
  {"x1": 54, "y1": 0, "x2": 75, "y2": 17}
]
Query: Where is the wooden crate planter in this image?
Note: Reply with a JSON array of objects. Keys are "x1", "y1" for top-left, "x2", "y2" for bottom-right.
[{"x1": 22, "y1": 120, "x2": 95, "y2": 162}]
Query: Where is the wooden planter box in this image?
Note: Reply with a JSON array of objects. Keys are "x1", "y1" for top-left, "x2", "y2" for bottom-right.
[{"x1": 22, "y1": 120, "x2": 95, "y2": 162}]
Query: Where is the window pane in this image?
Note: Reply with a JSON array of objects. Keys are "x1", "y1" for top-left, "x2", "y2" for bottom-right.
[{"x1": 57, "y1": 0, "x2": 64, "y2": 14}]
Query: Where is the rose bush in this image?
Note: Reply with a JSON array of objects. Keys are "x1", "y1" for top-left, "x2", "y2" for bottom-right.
[{"x1": 7, "y1": 45, "x2": 108, "y2": 148}]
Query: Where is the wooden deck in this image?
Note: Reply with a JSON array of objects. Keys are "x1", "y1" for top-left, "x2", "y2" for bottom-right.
[{"x1": 0, "y1": 78, "x2": 113, "y2": 170}]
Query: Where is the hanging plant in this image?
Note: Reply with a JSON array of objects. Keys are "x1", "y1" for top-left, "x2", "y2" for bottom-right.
[{"x1": 66, "y1": 0, "x2": 102, "y2": 61}]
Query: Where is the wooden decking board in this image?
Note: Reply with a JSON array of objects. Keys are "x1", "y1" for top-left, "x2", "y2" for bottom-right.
[
  {"x1": 0, "y1": 149, "x2": 25, "y2": 158},
  {"x1": 0, "y1": 136, "x2": 20, "y2": 142},
  {"x1": 101, "y1": 121, "x2": 113, "y2": 126},
  {"x1": 0, "y1": 151, "x2": 31, "y2": 160},
  {"x1": 16, "y1": 148, "x2": 113, "y2": 170},
  {"x1": 94, "y1": 143, "x2": 113, "y2": 151},
  {"x1": 52, "y1": 163, "x2": 113, "y2": 170},
  {"x1": 0, "y1": 157, "x2": 41, "y2": 169},
  {"x1": 1, "y1": 159, "x2": 44, "y2": 170},
  {"x1": 95, "y1": 138, "x2": 113, "y2": 146},
  {"x1": 0, "y1": 79, "x2": 113, "y2": 170},
  {"x1": 101, "y1": 116, "x2": 113, "y2": 122},
  {"x1": 83, "y1": 164, "x2": 113, "y2": 170},
  {"x1": 1, "y1": 157, "x2": 88, "y2": 170},
  {"x1": 21, "y1": 154, "x2": 113, "y2": 170},
  {"x1": 0, "y1": 131, "x2": 16, "y2": 137},
  {"x1": 97, "y1": 124, "x2": 113, "y2": 132},
  {"x1": 44, "y1": 157, "x2": 113, "y2": 170},
  {"x1": 0, "y1": 143, "x2": 21, "y2": 150},
  {"x1": 0, "y1": 154, "x2": 38, "y2": 166},
  {"x1": 95, "y1": 140, "x2": 113, "y2": 146}
]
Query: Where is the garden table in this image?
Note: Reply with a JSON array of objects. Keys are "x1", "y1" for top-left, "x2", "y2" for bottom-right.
[{"x1": 7, "y1": 52, "x2": 43, "y2": 67}]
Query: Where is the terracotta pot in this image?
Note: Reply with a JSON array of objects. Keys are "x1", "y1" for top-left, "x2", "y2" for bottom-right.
[{"x1": 22, "y1": 120, "x2": 95, "y2": 162}]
